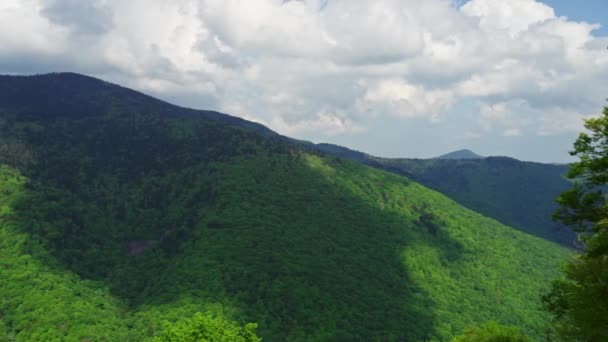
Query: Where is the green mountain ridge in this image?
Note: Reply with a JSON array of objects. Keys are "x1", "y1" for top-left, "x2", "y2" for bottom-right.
[
  {"x1": 0, "y1": 73, "x2": 570, "y2": 341},
  {"x1": 311, "y1": 143, "x2": 575, "y2": 246}
]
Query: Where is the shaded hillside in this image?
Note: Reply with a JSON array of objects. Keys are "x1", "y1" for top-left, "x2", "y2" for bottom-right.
[
  {"x1": 0, "y1": 73, "x2": 275, "y2": 136},
  {"x1": 0, "y1": 73, "x2": 570, "y2": 341},
  {"x1": 313, "y1": 144, "x2": 575, "y2": 246}
]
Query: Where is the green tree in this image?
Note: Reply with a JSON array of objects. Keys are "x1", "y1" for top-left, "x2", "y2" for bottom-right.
[
  {"x1": 451, "y1": 321, "x2": 531, "y2": 342},
  {"x1": 544, "y1": 106, "x2": 608, "y2": 340},
  {"x1": 153, "y1": 313, "x2": 261, "y2": 342}
]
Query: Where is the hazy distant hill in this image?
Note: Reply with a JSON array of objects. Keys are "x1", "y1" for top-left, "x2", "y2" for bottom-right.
[
  {"x1": 437, "y1": 149, "x2": 484, "y2": 159},
  {"x1": 313, "y1": 143, "x2": 575, "y2": 246},
  {"x1": 0, "y1": 73, "x2": 569, "y2": 341}
]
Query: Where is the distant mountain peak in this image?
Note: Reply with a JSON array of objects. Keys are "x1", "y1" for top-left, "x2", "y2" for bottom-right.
[{"x1": 436, "y1": 149, "x2": 483, "y2": 160}]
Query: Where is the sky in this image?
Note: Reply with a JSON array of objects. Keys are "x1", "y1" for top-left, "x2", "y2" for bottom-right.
[{"x1": 1, "y1": 0, "x2": 607, "y2": 162}]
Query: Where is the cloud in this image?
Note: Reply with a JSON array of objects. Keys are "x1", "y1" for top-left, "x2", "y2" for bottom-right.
[
  {"x1": 461, "y1": 0, "x2": 555, "y2": 36},
  {"x1": 503, "y1": 128, "x2": 522, "y2": 137},
  {"x1": 0, "y1": 0, "x2": 606, "y2": 147},
  {"x1": 269, "y1": 110, "x2": 366, "y2": 136},
  {"x1": 357, "y1": 78, "x2": 454, "y2": 121},
  {"x1": 41, "y1": 0, "x2": 114, "y2": 36},
  {"x1": 477, "y1": 99, "x2": 592, "y2": 136}
]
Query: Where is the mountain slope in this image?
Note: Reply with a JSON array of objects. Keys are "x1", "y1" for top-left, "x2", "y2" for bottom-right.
[
  {"x1": 313, "y1": 144, "x2": 575, "y2": 246},
  {"x1": 0, "y1": 73, "x2": 570, "y2": 341}
]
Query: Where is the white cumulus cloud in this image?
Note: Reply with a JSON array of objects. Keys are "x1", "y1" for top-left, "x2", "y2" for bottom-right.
[{"x1": 0, "y1": 0, "x2": 606, "y2": 153}]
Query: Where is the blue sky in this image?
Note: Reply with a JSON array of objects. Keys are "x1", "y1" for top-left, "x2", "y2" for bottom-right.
[
  {"x1": 456, "y1": 0, "x2": 608, "y2": 35},
  {"x1": 1, "y1": 0, "x2": 607, "y2": 162},
  {"x1": 543, "y1": 0, "x2": 608, "y2": 35}
]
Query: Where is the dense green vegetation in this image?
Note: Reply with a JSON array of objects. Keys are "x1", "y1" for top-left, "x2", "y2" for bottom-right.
[
  {"x1": 451, "y1": 321, "x2": 531, "y2": 342},
  {"x1": 154, "y1": 313, "x2": 261, "y2": 342},
  {"x1": 544, "y1": 106, "x2": 608, "y2": 341},
  {"x1": 313, "y1": 143, "x2": 575, "y2": 246},
  {"x1": 0, "y1": 73, "x2": 571, "y2": 341}
]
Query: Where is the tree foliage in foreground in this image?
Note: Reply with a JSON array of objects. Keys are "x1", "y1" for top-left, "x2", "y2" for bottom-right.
[
  {"x1": 154, "y1": 313, "x2": 261, "y2": 342},
  {"x1": 544, "y1": 106, "x2": 608, "y2": 340}
]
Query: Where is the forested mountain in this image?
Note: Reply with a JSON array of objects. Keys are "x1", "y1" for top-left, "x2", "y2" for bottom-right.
[
  {"x1": 0, "y1": 73, "x2": 570, "y2": 341},
  {"x1": 313, "y1": 143, "x2": 575, "y2": 246}
]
